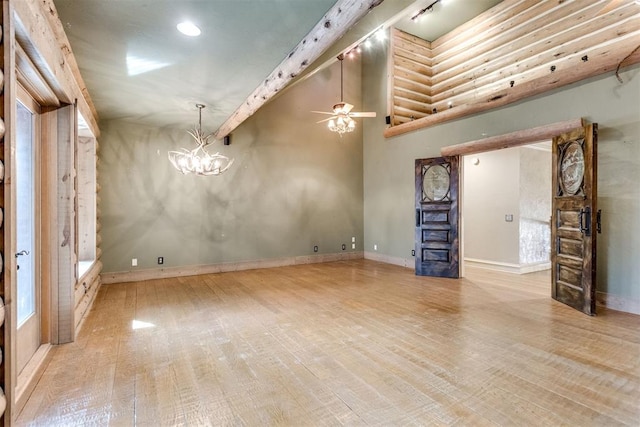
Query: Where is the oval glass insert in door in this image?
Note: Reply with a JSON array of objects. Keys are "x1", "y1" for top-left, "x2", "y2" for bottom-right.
[
  {"x1": 422, "y1": 164, "x2": 451, "y2": 202},
  {"x1": 560, "y1": 140, "x2": 585, "y2": 196}
]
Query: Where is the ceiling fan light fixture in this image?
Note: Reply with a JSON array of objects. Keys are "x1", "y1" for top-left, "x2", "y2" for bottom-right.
[
  {"x1": 328, "y1": 114, "x2": 355, "y2": 135},
  {"x1": 177, "y1": 21, "x2": 201, "y2": 37},
  {"x1": 313, "y1": 55, "x2": 376, "y2": 136}
]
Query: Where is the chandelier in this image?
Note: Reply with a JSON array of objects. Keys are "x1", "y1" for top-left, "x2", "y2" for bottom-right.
[{"x1": 168, "y1": 104, "x2": 234, "y2": 176}]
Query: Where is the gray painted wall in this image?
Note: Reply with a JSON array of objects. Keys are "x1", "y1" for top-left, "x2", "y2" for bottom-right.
[
  {"x1": 362, "y1": 43, "x2": 640, "y2": 305},
  {"x1": 99, "y1": 59, "x2": 365, "y2": 273},
  {"x1": 98, "y1": 38, "x2": 639, "y2": 309}
]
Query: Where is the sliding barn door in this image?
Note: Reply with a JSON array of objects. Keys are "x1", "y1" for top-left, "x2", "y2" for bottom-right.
[
  {"x1": 415, "y1": 156, "x2": 460, "y2": 278},
  {"x1": 551, "y1": 124, "x2": 598, "y2": 315}
]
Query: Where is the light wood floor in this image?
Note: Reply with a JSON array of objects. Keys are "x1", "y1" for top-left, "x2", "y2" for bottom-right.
[{"x1": 16, "y1": 260, "x2": 640, "y2": 426}]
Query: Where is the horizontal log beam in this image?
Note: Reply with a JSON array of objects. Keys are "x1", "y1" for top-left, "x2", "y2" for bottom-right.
[
  {"x1": 394, "y1": 76, "x2": 431, "y2": 95},
  {"x1": 440, "y1": 118, "x2": 585, "y2": 157},
  {"x1": 395, "y1": 56, "x2": 432, "y2": 78},
  {"x1": 394, "y1": 86, "x2": 432, "y2": 104},
  {"x1": 394, "y1": 66, "x2": 432, "y2": 87},
  {"x1": 394, "y1": 96, "x2": 432, "y2": 114}
]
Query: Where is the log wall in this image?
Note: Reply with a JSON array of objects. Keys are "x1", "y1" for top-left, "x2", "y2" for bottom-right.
[
  {"x1": 75, "y1": 135, "x2": 101, "y2": 335},
  {"x1": 387, "y1": 0, "x2": 640, "y2": 136},
  {"x1": 1, "y1": 0, "x2": 100, "y2": 421},
  {"x1": 0, "y1": 4, "x2": 7, "y2": 423}
]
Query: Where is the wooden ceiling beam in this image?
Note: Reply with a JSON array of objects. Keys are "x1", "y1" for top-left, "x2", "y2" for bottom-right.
[
  {"x1": 440, "y1": 118, "x2": 584, "y2": 157},
  {"x1": 213, "y1": 0, "x2": 386, "y2": 139}
]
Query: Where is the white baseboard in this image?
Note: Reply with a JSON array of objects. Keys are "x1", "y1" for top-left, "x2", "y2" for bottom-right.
[
  {"x1": 519, "y1": 261, "x2": 552, "y2": 274},
  {"x1": 101, "y1": 251, "x2": 364, "y2": 284},
  {"x1": 364, "y1": 252, "x2": 414, "y2": 269},
  {"x1": 597, "y1": 291, "x2": 640, "y2": 315},
  {"x1": 465, "y1": 258, "x2": 550, "y2": 274}
]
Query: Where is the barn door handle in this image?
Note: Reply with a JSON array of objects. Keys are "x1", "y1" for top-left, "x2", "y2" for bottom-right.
[
  {"x1": 416, "y1": 209, "x2": 420, "y2": 227},
  {"x1": 596, "y1": 209, "x2": 602, "y2": 234},
  {"x1": 579, "y1": 207, "x2": 591, "y2": 236}
]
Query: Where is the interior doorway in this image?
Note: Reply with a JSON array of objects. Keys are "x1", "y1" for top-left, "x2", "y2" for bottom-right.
[{"x1": 461, "y1": 142, "x2": 552, "y2": 276}]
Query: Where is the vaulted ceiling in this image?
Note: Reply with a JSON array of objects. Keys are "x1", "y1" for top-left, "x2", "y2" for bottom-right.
[{"x1": 52, "y1": 0, "x2": 501, "y2": 137}]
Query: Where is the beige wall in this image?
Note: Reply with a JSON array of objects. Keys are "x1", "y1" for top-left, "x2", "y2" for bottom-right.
[
  {"x1": 463, "y1": 148, "x2": 521, "y2": 265},
  {"x1": 99, "y1": 59, "x2": 365, "y2": 273}
]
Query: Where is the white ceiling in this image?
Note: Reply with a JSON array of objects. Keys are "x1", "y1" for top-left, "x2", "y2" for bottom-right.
[
  {"x1": 53, "y1": 0, "x2": 502, "y2": 134},
  {"x1": 395, "y1": 0, "x2": 502, "y2": 41}
]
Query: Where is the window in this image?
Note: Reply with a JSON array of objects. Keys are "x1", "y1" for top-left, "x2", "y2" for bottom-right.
[{"x1": 77, "y1": 113, "x2": 97, "y2": 278}]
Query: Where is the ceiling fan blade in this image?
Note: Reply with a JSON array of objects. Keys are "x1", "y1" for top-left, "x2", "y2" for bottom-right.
[
  {"x1": 350, "y1": 112, "x2": 377, "y2": 118},
  {"x1": 342, "y1": 103, "x2": 354, "y2": 113},
  {"x1": 597, "y1": 0, "x2": 623, "y2": 15},
  {"x1": 316, "y1": 116, "x2": 337, "y2": 124},
  {"x1": 311, "y1": 110, "x2": 336, "y2": 115}
]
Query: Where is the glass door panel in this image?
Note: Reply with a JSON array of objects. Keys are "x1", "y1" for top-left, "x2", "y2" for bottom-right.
[{"x1": 16, "y1": 99, "x2": 40, "y2": 373}]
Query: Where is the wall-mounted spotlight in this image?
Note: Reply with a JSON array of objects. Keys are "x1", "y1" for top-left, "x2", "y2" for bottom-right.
[{"x1": 411, "y1": 0, "x2": 442, "y2": 21}]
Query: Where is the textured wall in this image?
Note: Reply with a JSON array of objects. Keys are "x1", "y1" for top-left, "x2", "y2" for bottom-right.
[
  {"x1": 99, "y1": 59, "x2": 364, "y2": 273},
  {"x1": 363, "y1": 43, "x2": 640, "y2": 304},
  {"x1": 519, "y1": 146, "x2": 551, "y2": 265}
]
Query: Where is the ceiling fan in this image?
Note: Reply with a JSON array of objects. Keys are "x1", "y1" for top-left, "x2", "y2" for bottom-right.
[{"x1": 312, "y1": 54, "x2": 376, "y2": 135}]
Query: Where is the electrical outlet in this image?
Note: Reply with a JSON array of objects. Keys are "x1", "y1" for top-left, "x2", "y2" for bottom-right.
[
  {"x1": 411, "y1": 249, "x2": 415, "y2": 256},
  {"x1": 342, "y1": 244, "x2": 346, "y2": 251},
  {"x1": 374, "y1": 244, "x2": 378, "y2": 251},
  {"x1": 313, "y1": 245, "x2": 318, "y2": 253},
  {"x1": 351, "y1": 236, "x2": 356, "y2": 243},
  {"x1": 132, "y1": 258, "x2": 138, "y2": 267},
  {"x1": 352, "y1": 243, "x2": 356, "y2": 249},
  {"x1": 158, "y1": 256, "x2": 164, "y2": 265}
]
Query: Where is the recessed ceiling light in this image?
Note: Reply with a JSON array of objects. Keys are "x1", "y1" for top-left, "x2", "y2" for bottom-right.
[{"x1": 177, "y1": 21, "x2": 201, "y2": 37}]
